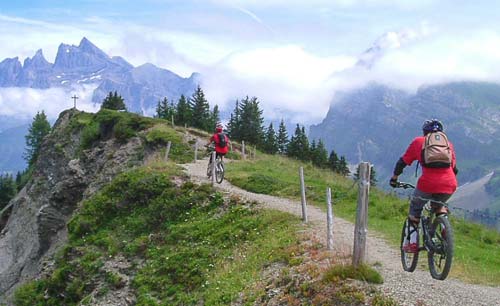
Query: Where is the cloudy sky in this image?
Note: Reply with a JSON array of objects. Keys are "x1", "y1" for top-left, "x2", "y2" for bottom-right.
[{"x1": 2, "y1": 0, "x2": 500, "y2": 123}]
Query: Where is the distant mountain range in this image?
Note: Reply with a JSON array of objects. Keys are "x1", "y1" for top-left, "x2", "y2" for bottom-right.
[
  {"x1": 0, "y1": 37, "x2": 200, "y2": 173},
  {"x1": 0, "y1": 37, "x2": 199, "y2": 115},
  {"x1": 310, "y1": 81, "x2": 500, "y2": 214}
]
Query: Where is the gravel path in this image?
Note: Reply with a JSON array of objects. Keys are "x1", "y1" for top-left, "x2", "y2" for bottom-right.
[{"x1": 182, "y1": 159, "x2": 500, "y2": 306}]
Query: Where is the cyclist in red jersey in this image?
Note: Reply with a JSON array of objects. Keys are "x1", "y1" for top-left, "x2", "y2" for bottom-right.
[
  {"x1": 390, "y1": 119, "x2": 458, "y2": 252},
  {"x1": 206, "y1": 123, "x2": 230, "y2": 161}
]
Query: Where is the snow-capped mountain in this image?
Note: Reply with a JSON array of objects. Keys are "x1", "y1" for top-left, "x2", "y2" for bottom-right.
[{"x1": 0, "y1": 37, "x2": 199, "y2": 114}]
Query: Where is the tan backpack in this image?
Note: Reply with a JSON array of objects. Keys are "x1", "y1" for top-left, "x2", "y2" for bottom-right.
[{"x1": 421, "y1": 131, "x2": 452, "y2": 168}]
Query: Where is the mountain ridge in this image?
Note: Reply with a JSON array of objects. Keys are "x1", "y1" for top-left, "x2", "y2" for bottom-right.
[{"x1": 0, "y1": 37, "x2": 199, "y2": 114}]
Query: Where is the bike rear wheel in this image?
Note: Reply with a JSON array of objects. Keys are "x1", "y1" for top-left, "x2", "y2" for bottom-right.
[
  {"x1": 428, "y1": 215, "x2": 454, "y2": 280},
  {"x1": 401, "y1": 218, "x2": 419, "y2": 272},
  {"x1": 215, "y1": 160, "x2": 224, "y2": 183}
]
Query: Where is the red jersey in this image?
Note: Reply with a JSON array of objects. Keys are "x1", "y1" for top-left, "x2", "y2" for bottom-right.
[
  {"x1": 210, "y1": 133, "x2": 229, "y2": 154},
  {"x1": 401, "y1": 136, "x2": 457, "y2": 194}
]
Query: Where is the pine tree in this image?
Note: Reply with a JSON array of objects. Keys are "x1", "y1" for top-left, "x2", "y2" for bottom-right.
[
  {"x1": 155, "y1": 97, "x2": 169, "y2": 119},
  {"x1": 297, "y1": 126, "x2": 310, "y2": 161},
  {"x1": 277, "y1": 119, "x2": 288, "y2": 155},
  {"x1": 175, "y1": 94, "x2": 191, "y2": 126},
  {"x1": 189, "y1": 85, "x2": 211, "y2": 131},
  {"x1": 24, "y1": 111, "x2": 51, "y2": 166},
  {"x1": 0, "y1": 174, "x2": 17, "y2": 210},
  {"x1": 101, "y1": 91, "x2": 126, "y2": 111},
  {"x1": 263, "y1": 123, "x2": 278, "y2": 154},
  {"x1": 227, "y1": 100, "x2": 241, "y2": 140},
  {"x1": 287, "y1": 124, "x2": 310, "y2": 160},
  {"x1": 209, "y1": 105, "x2": 220, "y2": 131},
  {"x1": 312, "y1": 139, "x2": 328, "y2": 168},
  {"x1": 328, "y1": 150, "x2": 340, "y2": 173},
  {"x1": 338, "y1": 156, "x2": 350, "y2": 176},
  {"x1": 236, "y1": 96, "x2": 265, "y2": 146}
]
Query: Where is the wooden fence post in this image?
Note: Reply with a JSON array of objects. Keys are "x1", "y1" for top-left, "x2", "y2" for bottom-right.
[
  {"x1": 242, "y1": 141, "x2": 246, "y2": 159},
  {"x1": 171, "y1": 115, "x2": 175, "y2": 127},
  {"x1": 353, "y1": 162, "x2": 371, "y2": 267},
  {"x1": 164, "y1": 141, "x2": 172, "y2": 161},
  {"x1": 326, "y1": 187, "x2": 334, "y2": 250},
  {"x1": 299, "y1": 167, "x2": 308, "y2": 223},
  {"x1": 194, "y1": 141, "x2": 198, "y2": 162},
  {"x1": 211, "y1": 151, "x2": 216, "y2": 186}
]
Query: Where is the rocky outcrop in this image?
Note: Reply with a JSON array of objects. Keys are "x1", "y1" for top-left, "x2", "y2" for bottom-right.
[{"x1": 0, "y1": 109, "x2": 146, "y2": 302}]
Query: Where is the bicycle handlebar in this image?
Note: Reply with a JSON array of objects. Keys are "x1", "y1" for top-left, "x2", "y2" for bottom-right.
[{"x1": 395, "y1": 182, "x2": 415, "y2": 189}]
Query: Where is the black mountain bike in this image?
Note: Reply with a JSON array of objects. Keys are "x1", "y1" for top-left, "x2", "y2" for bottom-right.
[
  {"x1": 395, "y1": 182, "x2": 454, "y2": 280},
  {"x1": 206, "y1": 145, "x2": 224, "y2": 184}
]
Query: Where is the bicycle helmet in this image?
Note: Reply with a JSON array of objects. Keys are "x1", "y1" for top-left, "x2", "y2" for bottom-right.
[
  {"x1": 215, "y1": 122, "x2": 223, "y2": 132},
  {"x1": 422, "y1": 119, "x2": 444, "y2": 135}
]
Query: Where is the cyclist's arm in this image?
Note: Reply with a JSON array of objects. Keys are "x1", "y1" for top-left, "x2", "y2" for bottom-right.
[
  {"x1": 390, "y1": 138, "x2": 420, "y2": 186},
  {"x1": 450, "y1": 141, "x2": 458, "y2": 175},
  {"x1": 206, "y1": 135, "x2": 215, "y2": 146}
]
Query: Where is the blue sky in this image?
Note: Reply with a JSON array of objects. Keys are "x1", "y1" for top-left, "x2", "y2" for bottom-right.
[{"x1": 2, "y1": 0, "x2": 500, "y2": 122}]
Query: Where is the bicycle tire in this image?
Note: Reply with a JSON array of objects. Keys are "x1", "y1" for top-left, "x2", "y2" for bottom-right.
[
  {"x1": 215, "y1": 160, "x2": 224, "y2": 183},
  {"x1": 428, "y1": 215, "x2": 454, "y2": 280},
  {"x1": 207, "y1": 161, "x2": 212, "y2": 178},
  {"x1": 401, "y1": 218, "x2": 419, "y2": 272}
]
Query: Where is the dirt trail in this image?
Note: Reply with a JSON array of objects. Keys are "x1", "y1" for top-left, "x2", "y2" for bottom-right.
[{"x1": 182, "y1": 159, "x2": 500, "y2": 306}]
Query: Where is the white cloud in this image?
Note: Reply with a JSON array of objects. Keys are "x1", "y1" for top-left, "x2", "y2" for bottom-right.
[
  {"x1": 0, "y1": 85, "x2": 99, "y2": 120},
  {"x1": 200, "y1": 45, "x2": 357, "y2": 122}
]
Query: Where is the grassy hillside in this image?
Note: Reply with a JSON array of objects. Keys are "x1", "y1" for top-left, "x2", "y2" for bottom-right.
[
  {"x1": 226, "y1": 153, "x2": 500, "y2": 285},
  {"x1": 10, "y1": 111, "x2": 397, "y2": 305}
]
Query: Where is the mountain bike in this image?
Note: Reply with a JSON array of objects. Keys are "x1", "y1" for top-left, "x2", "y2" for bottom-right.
[
  {"x1": 206, "y1": 145, "x2": 224, "y2": 184},
  {"x1": 395, "y1": 182, "x2": 454, "y2": 280}
]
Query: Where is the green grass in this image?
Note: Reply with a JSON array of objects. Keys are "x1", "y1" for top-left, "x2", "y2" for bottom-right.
[
  {"x1": 13, "y1": 163, "x2": 301, "y2": 306},
  {"x1": 323, "y1": 264, "x2": 383, "y2": 284},
  {"x1": 226, "y1": 153, "x2": 500, "y2": 285}
]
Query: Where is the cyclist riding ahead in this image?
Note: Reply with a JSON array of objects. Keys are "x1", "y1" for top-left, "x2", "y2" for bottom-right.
[
  {"x1": 206, "y1": 122, "x2": 230, "y2": 170},
  {"x1": 390, "y1": 119, "x2": 458, "y2": 253}
]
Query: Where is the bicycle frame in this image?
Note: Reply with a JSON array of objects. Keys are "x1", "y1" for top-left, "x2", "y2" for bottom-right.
[{"x1": 396, "y1": 181, "x2": 454, "y2": 280}]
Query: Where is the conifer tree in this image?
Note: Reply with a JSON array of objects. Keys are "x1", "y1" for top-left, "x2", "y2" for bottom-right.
[
  {"x1": 24, "y1": 110, "x2": 51, "y2": 166},
  {"x1": 277, "y1": 119, "x2": 288, "y2": 155},
  {"x1": 235, "y1": 96, "x2": 264, "y2": 146},
  {"x1": 328, "y1": 150, "x2": 340, "y2": 173},
  {"x1": 0, "y1": 174, "x2": 16, "y2": 210},
  {"x1": 209, "y1": 105, "x2": 220, "y2": 131},
  {"x1": 155, "y1": 97, "x2": 171, "y2": 119},
  {"x1": 338, "y1": 156, "x2": 350, "y2": 176},
  {"x1": 287, "y1": 124, "x2": 309, "y2": 160},
  {"x1": 227, "y1": 100, "x2": 241, "y2": 140},
  {"x1": 263, "y1": 123, "x2": 278, "y2": 154},
  {"x1": 311, "y1": 139, "x2": 328, "y2": 168},
  {"x1": 101, "y1": 91, "x2": 126, "y2": 111},
  {"x1": 189, "y1": 85, "x2": 211, "y2": 131},
  {"x1": 175, "y1": 94, "x2": 191, "y2": 126}
]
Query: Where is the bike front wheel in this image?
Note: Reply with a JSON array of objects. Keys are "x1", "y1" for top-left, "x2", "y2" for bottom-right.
[
  {"x1": 400, "y1": 218, "x2": 419, "y2": 272},
  {"x1": 427, "y1": 215, "x2": 454, "y2": 280},
  {"x1": 215, "y1": 161, "x2": 224, "y2": 183},
  {"x1": 207, "y1": 161, "x2": 212, "y2": 178}
]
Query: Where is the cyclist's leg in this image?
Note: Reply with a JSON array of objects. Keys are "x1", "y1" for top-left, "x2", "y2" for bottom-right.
[
  {"x1": 404, "y1": 188, "x2": 431, "y2": 249},
  {"x1": 409, "y1": 188, "x2": 432, "y2": 223},
  {"x1": 430, "y1": 193, "x2": 452, "y2": 215}
]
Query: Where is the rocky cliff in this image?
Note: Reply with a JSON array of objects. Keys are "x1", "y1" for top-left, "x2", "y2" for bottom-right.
[{"x1": 0, "y1": 109, "x2": 150, "y2": 301}]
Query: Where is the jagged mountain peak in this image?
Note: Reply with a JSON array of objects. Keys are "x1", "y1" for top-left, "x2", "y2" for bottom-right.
[
  {"x1": 53, "y1": 38, "x2": 110, "y2": 71},
  {"x1": 78, "y1": 37, "x2": 108, "y2": 58},
  {"x1": 23, "y1": 49, "x2": 50, "y2": 69}
]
